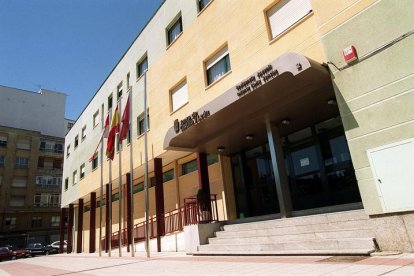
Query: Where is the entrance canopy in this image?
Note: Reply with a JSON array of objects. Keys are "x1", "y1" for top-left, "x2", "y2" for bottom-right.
[{"x1": 164, "y1": 53, "x2": 338, "y2": 155}]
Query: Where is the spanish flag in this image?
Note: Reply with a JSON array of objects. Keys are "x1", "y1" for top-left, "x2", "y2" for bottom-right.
[
  {"x1": 119, "y1": 95, "x2": 130, "y2": 141},
  {"x1": 106, "y1": 106, "x2": 119, "y2": 160}
]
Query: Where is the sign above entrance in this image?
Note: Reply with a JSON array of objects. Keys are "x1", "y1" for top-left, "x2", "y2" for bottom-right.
[
  {"x1": 174, "y1": 110, "x2": 210, "y2": 134},
  {"x1": 236, "y1": 64, "x2": 279, "y2": 98}
]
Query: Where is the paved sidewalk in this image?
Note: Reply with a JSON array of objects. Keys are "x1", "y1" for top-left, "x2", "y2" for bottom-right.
[{"x1": 1, "y1": 251, "x2": 414, "y2": 275}]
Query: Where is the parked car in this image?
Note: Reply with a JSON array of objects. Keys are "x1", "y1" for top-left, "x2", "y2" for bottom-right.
[
  {"x1": 0, "y1": 247, "x2": 16, "y2": 261},
  {"x1": 25, "y1": 243, "x2": 57, "y2": 256},
  {"x1": 6, "y1": 246, "x2": 30, "y2": 258},
  {"x1": 50, "y1": 240, "x2": 67, "y2": 252}
]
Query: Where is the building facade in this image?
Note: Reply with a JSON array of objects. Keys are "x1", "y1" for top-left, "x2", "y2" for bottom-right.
[
  {"x1": 62, "y1": 0, "x2": 414, "y2": 254},
  {"x1": 0, "y1": 85, "x2": 71, "y2": 246}
]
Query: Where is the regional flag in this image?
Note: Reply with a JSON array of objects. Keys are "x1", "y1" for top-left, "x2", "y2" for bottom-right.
[
  {"x1": 119, "y1": 95, "x2": 130, "y2": 141},
  {"x1": 106, "y1": 106, "x2": 119, "y2": 160},
  {"x1": 88, "y1": 113, "x2": 110, "y2": 162}
]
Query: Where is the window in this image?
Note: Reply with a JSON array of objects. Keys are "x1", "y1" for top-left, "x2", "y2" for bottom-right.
[
  {"x1": 267, "y1": 0, "x2": 312, "y2": 39},
  {"x1": 207, "y1": 154, "x2": 219, "y2": 165},
  {"x1": 51, "y1": 216, "x2": 60, "y2": 227},
  {"x1": 133, "y1": 182, "x2": 144, "y2": 194},
  {"x1": 167, "y1": 16, "x2": 183, "y2": 46},
  {"x1": 5, "y1": 217, "x2": 16, "y2": 229},
  {"x1": 80, "y1": 163, "x2": 85, "y2": 179},
  {"x1": 182, "y1": 159, "x2": 198, "y2": 175},
  {"x1": 108, "y1": 94, "x2": 113, "y2": 110},
  {"x1": 81, "y1": 126, "x2": 86, "y2": 140},
  {"x1": 92, "y1": 153, "x2": 98, "y2": 170},
  {"x1": 55, "y1": 143, "x2": 63, "y2": 153},
  {"x1": 15, "y1": 157, "x2": 29, "y2": 169},
  {"x1": 137, "y1": 56, "x2": 148, "y2": 79},
  {"x1": 198, "y1": 0, "x2": 212, "y2": 11},
  {"x1": 44, "y1": 160, "x2": 53, "y2": 169},
  {"x1": 170, "y1": 80, "x2": 188, "y2": 112},
  {"x1": 111, "y1": 193, "x2": 119, "y2": 202},
  {"x1": 0, "y1": 156, "x2": 5, "y2": 167},
  {"x1": 93, "y1": 110, "x2": 100, "y2": 128},
  {"x1": 126, "y1": 73, "x2": 131, "y2": 89},
  {"x1": 74, "y1": 135, "x2": 79, "y2": 149},
  {"x1": 127, "y1": 130, "x2": 131, "y2": 144},
  {"x1": 31, "y1": 216, "x2": 42, "y2": 228},
  {"x1": 137, "y1": 111, "x2": 150, "y2": 136},
  {"x1": 51, "y1": 194, "x2": 61, "y2": 206},
  {"x1": 205, "y1": 46, "x2": 231, "y2": 85},
  {"x1": 16, "y1": 139, "x2": 30, "y2": 150},
  {"x1": 0, "y1": 135, "x2": 8, "y2": 147},
  {"x1": 12, "y1": 177, "x2": 27, "y2": 187},
  {"x1": 117, "y1": 82, "x2": 123, "y2": 100},
  {"x1": 64, "y1": 178, "x2": 69, "y2": 190},
  {"x1": 66, "y1": 144, "x2": 70, "y2": 158},
  {"x1": 72, "y1": 170, "x2": 78, "y2": 185},
  {"x1": 9, "y1": 196, "x2": 25, "y2": 207},
  {"x1": 163, "y1": 169, "x2": 174, "y2": 182}
]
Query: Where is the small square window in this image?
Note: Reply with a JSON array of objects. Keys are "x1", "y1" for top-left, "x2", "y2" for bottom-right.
[
  {"x1": 170, "y1": 80, "x2": 188, "y2": 112},
  {"x1": 167, "y1": 16, "x2": 182, "y2": 46},
  {"x1": 51, "y1": 216, "x2": 60, "y2": 227},
  {"x1": 66, "y1": 144, "x2": 70, "y2": 158},
  {"x1": 64, "y1": 178, "x2": 69, "y2": 190},
  {"x1": 182, "y1": 159, "x2": 198, "y2": 175},
  {"x1": 80, "y1": 163, "x2": 85, "y2": 179},
  {"x1": 93, "y1": 110, "x2": 100, "y2": 128},
  {"x1": 205, "y1": 46, "x2": 231, "y2": 85},
  {"x1": 73, "y1": 170, "x2": 78, "y2": 185},
  {"x1": 81, "y1": 126, "x2": 86, "y2": 140},
  {"x1": 31, "y1": 216, "x2": 42, "y2": 228},
  {"x1": 92, "y1": 153, "x2": 98, "y2": 170},
  {"x1": 137, "y1": 111, "x2": 150, "y2": 136},
  {"x1": 108, "y1": 94, "x2": 113, "y2": 110},
  {"x1": 137, "y1": 56, "x2": 148, "y2": 79},
  {"x1": 198, "y1": 0, "x2": 212, "y2": 12},
  {"x1": 117, "y1": 82, "x2": 123, "y2": 100},
  {"x1": 126, "y1": 73, "x2": 131, "y2": 89},
  {"x1": 74, "y1": 135, "x2": 79, "y2": 148}
]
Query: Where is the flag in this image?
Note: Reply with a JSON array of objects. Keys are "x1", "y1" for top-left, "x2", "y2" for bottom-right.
[
  {"x1": 88, "y1": 113, "x2": 110, "y2": 162},
  {"x1": 106, "y1": 106, "x2": 119, "y2": 160},
  {"x1": 119, "y1": 95, "x2": 130, "y2": 141}
]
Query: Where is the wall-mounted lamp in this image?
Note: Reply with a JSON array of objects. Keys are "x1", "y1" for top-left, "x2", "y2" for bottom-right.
[
  {"x1": 245, "y1": 134, "x2": 254, "y2": 141},
  {"x1": 217, "y1": 146, "x2": 225, "y2": 153},
  {"x1": 281, "y1": 119, "x2": 290, "y2": 126},
  {"x1": 327, "y1": 99, "x2": 337, "y2": 105}
]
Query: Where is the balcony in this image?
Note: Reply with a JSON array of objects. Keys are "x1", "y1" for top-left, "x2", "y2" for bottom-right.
[
  {"x1": 37, "y1": 167, "x2": 62, "y2": 175},
  {"x1": 39, "y1": 147, "x2": 64, "y2": 158}
]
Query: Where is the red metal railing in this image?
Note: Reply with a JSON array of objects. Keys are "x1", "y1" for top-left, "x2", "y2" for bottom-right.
[{"x1": 101, "y1": 194, "x2": 218, "y2": 250}]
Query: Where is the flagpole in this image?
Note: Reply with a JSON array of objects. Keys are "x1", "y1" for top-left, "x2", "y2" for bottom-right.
[
  {"x1": 108, "y1": 110, "x2": 112, "y2": 258},
  {"x1": 98, "y1": 111, "x2": 104, "y2": 257},
  {"x1": 117, "y1": 98, "x2": 123, "y2": 257},
  {"x1": 143, "y1": 71, "x2": 150, "y2": 258},
  {"x1": 128, "y1": 87, "x2": 135, "y2": 257}
]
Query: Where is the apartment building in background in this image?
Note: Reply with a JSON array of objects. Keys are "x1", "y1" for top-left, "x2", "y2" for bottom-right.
[
  {"x1": 62, "y1": 0, "x2": 414, "y2": 255},
  {"x1": 0, "y1": 85, "x2": 73, "y2": 246}
]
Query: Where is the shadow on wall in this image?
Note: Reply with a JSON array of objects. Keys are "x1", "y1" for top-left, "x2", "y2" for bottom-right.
[{"x1": 331, "y1": 80, "x2": 359, "y2": 132}]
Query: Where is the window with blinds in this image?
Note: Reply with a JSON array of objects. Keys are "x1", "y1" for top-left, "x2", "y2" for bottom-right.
[
  {"x1": 171, "y1": 80, "x2": 188, "y2": 112},
  {"x1": 267, "y1": 0, "x2": 313, "y2": 39},
  {"x1": 205, "y1": 45, "x2": 231, "y2": 85},
  {"x1": 12, "y1": 177, "x2": 27, "y2": 187}
]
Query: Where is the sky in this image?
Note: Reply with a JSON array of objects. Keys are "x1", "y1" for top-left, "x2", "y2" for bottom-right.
[{"x1": 0, "y1": 0, "x2": 164, "y2": 120}]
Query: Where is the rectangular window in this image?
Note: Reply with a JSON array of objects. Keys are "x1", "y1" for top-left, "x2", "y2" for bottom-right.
[
  {"x1": 15, "y1": 157, "x2": 29, "y2": 169},
  {"x1": 44, "y1": 160, "x2": 53, "y2": 169},
  {"x1": 167, "y1": 16, "x2": 183, "y2": 46},
  {"x1": 12, "y1": 177, "x2": 27, "y2": 187},
  {"x1": 267, "y1": 0, "x2": 312, "y2": 39},
  {"x1": 0, "y1": 135, "x2": 7, "y2": 147},
  {"x1": 5, "y1": 217, "x2": 16, "y2": 229},
  {"x1": 117, "y1": 82, "x2": 123, "y2": 100},
  {"x1": 111, "y1": 193, "x2": 119, "y2": 202},
  {"x1": 137, "y1": 111, "x2": 150, "y2": 136},
  {"x1": 133, "y1": 182, "x2": 144, "y2": 194},
  {"x1": 55, "y1": 143, "x2": 63, "y2": 153},
  {"x1": 64, "y1": 178, "x2": 69, "y2": 190},
  {"x1": 81, "y1": 126, "x2": 86, "y2": 140},
  {"x1": 74, "y1": 135, "x2": 79, "y2": 148},
  {"x1": 171, "y1": 80, "x2": 188, "y2": 112},
  {"x1": 92, "y1": 153, "x2": 99, "y2": 170},
  {"x1": 137, "y1": 56, "x2": 148, "y2": 79},
  {"x1": 108, "y1": 94, "x2": 113, "y2": 110},
  {"x1": 66, "y1": 145, "x2": 70, "y2": 157},
  {"x1": 126, "y1": 73, "x2": 130, "y2": 89},
  {"x1": 0, "y1": 156, "x2": 5, "y2": 167},
  {"x1": 163, "y1": 169, "x2": 174, "y2": 182},
  {"x1": 182, "y1": 159, "x2": 198, "y2": 175},
  {"x1": 198, "y1": 0, "x2": 212, "y2": 11},
  {"x1": 9, "y1": 196, "x2": 25, "y2": 207},
  {"x1": 51, "y1": 194, "x2": 61, "y2": 206},
  {"x1": 16, "y1": 139, "x2": 30, "y2": 150},
  {"x1": 31, "y1": 216, "x2": 42, "y2": 228},
  {"x1": 207, "y1": 154, "x2": 219, "y2": 165},
  {"x1": 80, "y1": 163, "x2": 85, "y2": 179},
  {"x1": 206, "y1": 46, "x2": 231, "y2": 85},
  {"x1": 51, "y1": 216, "x2": 60, "y2": 227},
  {"x1": 93, "y1": 110, "x2": 100, "y2": 127},
  {"x1": 73, "y1": 170, "x2": 78, "y2": 185}
]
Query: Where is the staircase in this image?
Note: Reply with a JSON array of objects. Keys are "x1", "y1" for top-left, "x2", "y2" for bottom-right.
[{"x1": 194, "y1": 209, "x2": 376, "y2": 255}]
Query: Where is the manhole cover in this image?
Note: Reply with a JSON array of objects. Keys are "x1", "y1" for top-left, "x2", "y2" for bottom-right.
[{"x1": 318, "y1": 256, "x2": 369, "y2": 263}]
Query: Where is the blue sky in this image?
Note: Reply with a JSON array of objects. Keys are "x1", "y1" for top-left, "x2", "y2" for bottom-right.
[{"x1": 0, "y1": 0, "x2": 163, "y2": 120}]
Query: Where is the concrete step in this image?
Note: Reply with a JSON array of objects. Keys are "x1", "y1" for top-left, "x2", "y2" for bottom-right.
[
  {"x1": 215, "y1": 220, "x2": 373, "y2": 238},
  {"x1": 193, "y1": 248, "x2": 375, "y2": 256},
  {"x1": 222, "y1": 210, "x2": 369, "y2": 232},
  {"x1": 209, "y1": 228, "x2": 374, "y2": 245},
  {"x1": 198, "y1": 238, "x2": 375, "y2": 253}
]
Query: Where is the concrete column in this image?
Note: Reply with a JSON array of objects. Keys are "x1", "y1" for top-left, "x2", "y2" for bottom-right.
[
  {"x1": 105, "y1": 183, "x2": 110, "y2": 252},
  {"x1": 196, "y1": 153, "x2": 210, "y2": 195},
  {"x1": 67, "y1": 204, "x2": 74, "y2": 253},
  {"x1": 59, "y1": 208, "x2": 67, "y2": 253},
  {"x1": 126, "y1": 173, "x2": 132, "y2": 250},
  {"x1": 265, "y1": 120, "x2": 292, "y2": 218},
  {"x1": 154, "y1": 158, "x2": 165, "y2": 252},
  {"x1": 77, "y1": 198, "x2": 84, "y2": 253},
  {"x1": 89, "y1": 192, "x2": 96, "y2": 253}
]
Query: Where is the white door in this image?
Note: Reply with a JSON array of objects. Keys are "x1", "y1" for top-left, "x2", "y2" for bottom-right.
[{"x1": 368, "y1": 139, "x2": 414, "y2": 213}]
